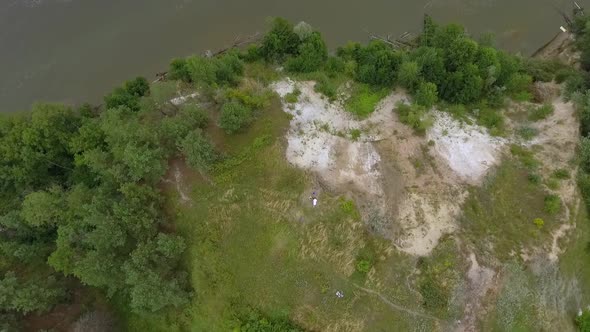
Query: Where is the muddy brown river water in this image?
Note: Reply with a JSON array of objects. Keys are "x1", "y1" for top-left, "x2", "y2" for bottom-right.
[{"x1": 0, "y1": 0, "x2": 587, "y2": 112}]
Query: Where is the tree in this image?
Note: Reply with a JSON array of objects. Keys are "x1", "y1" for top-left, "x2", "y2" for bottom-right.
[
  {"x1": 20, "y1": 189, "x2": 62, "y2": 227},
  {"x1": 124, "y1": 77, "x2": 150, "y2": 97},
  {"x1": 214, "y1": 52, "x2": 244, "y2": 86},
  {"x1": 412, "y1": 47, "x2": 445, "y2": 86},
  {"x1": 260, "y1": 17, "x2": 301, "y2": 61},
  {"x1": 0, "y1": 272, "x2": 65, "y2": 314},
  {"x1": 186, "y1": 56, "x2": 217, "y2": 86},
  {"x1": 397, "y1": 61, "x2": 421, "y2": 91},
  {"x1": 421, "y1": 15, "x2": 438, "y2": 47},
  {"x1": 355, "y1": 41, "x2": 402, "y2": 86},
  {"x1": 432, "y1": 23, "x2": 465, "y2": 49},
  {"x1": 0, "y1": 103, "x2": 79, "y2": 192},
  {"x1": 160, "y1": 104, "x2": 209, "y2": 147},
  {"x1": 104, "y1": 77, "x2": 150, "y2": 112},
  {"x1": 113, "y1": 183, "x2": 161, "y2": 240},
  {"x1": 286, "y1": 32, "x2": 328, "y2": 73},
  {"x1": 168, "y1": 58, "x2": 191, "y2": 82},
  {"x1": 415, "y1": 82, "x2": 438, "y2": 108},
  {"x1": 496, "y1": 51, "x2": 521, "y2": 87},
  {"x1": 123, "y1": 234, "x2": 189, "y2": 313},
  {"x1": 475, "y1": 46, "x2": 501, "y2": 89},
  {"x1": 180, "y1": 130, "x2": 217, "y2": 171},
  {"x1": 441, "y1": 64, "x2": 483, "y2": 104},
  {"x1": 219, "y1": 101, "x2": 253, "y2": 134},
  {"x1": 445, "y1": 37, "x2": 478, "y2": 71}
]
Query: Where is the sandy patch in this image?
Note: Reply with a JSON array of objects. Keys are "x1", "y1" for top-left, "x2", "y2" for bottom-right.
[
  {"x1": 273, "y1": 79, "x2": 494, "y2": 256},
  {"x1": 528, "y1": 98, "x2": 579, "y2": 261},
  {"x1": 273, "y1": 79, "x2": 395, "y2": 200},
  {"x1": 457, "y1": 252, "x2": 497, "y2": 332},
  {"x1": 428, "y1": 111, "x2": 506, "y2": 184},
  {"x1": 170, "y1": 92, "x2": 199, "y2": 106}
]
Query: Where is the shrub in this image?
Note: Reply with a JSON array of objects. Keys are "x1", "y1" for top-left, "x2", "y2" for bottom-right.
[
  {"x1": 179, "y1": 130, "x2": 217, "y2": 171},
  {"x1": 350, "y1": 129, "x2": 361, "y2": 141},
  {"x1": 225, "y1": 85, "x2": 273, "y2": 110},
  {"x1": 415, "y1": 82, "x2": 439, "y2": 108},
  {"x1": 356, "y1": 259, "x2": 372, "y2": 274},
  {"x1": 242, "y1": 44, "x2": 263, "y2": 62},
  {"x1": 235, "y1": 309, "x2": 304, "y2": 332},
  {"x1": 546, "y1": 178, "x2": 560, "y2": 190},
  {"x1": 314, "y1": 74, "x2": 338, "y2": 101},
  {"x1": 522, "y1": 58, "x2": 563, "y2": 82},
  {"x1": 565, "y1": 72, "x2": 590, "y2": 99},
  {"x1": 325, "y1": 56, "x2": 346, "y2": 77},
  {"x1": 345, "y1": 84, "x2": 387, "y2": 117},
  {"x1": 517, "y1": 126, "x2": 538, "y2": 140},
  {"x1": 186, "y1": 56, "x2": 217, "y2": 85},
  {"x1": 528, "y1": 173, "x2": 541, "y2": 184},
  {"x1": 284, "y1": 87, "x2": 301, "y2": 104},
  {"x1": 185, "y1": 53, "x2": 244, "y2": 87},
  {"x1": 219, "y1": 101, "x2": 253, "y2": 134},
  {"x1": 552, "y1": 168, "x2": 570, "y2": 180},
  {"x1": 418, "y1": 276, "x2": 448, "y2": 310},
  {"x1": 529, "y1": 103, "x2": 554, "y2": 121},
  {"x1": 533, "y1": 218, "x2": 544, "y2": 229},
  {"x1": 338, "y1": 197, "x2": 361, "y2": 218},
  {"x1": 555, "y1": 67, "x2": 577, "y2": 83},
  {"x1": 506, "y1": 73, "x2": 532, "y2": 96},
  {"x1": 215, "y1": 52, "x2": 244, "y2": 85},
  {"x1": 168, "y1": 58, "x2": 191, "y2": 82},
  {"x1": 476, "y1": 107, "x2": 504, "y2": 135},
  {"x1": 510, "y1": 145, "x2": 539, "y2": 169},
  {"x1": 397, "y1": 61, "x2": 421, "y2": 91},
  {"x1": 396, "y1": 102, "x2": 433, "y2": 134},
  {"x1": 512, "y1": 91, "x2": 533, "y2": 102},
  {"x1": 544, "y1": 194, "x2": 561, "y2": 214}
]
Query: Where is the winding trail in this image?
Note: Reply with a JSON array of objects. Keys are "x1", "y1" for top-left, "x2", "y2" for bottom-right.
[{"x1": 353, "y1": 284, "x2": 447, "y2": 324}]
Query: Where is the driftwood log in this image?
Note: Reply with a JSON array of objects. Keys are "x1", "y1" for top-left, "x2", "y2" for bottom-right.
[{"x1": 366, "y1": 30, "x2": 416, "y2": 49}]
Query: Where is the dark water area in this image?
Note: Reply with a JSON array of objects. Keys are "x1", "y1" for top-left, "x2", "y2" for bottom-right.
[{"x1": 0, "y1": 0, "x2": 586, "y2": 112}]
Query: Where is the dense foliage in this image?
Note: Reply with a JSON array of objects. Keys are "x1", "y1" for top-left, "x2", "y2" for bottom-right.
[{"x1": 0, "y1": 98, "x2": 200, "y2": 317}]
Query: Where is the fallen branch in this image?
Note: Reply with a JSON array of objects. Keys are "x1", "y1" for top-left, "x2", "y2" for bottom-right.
[
  {"x1": 209, "y1": 32, "x2": 261, "y2": 57},
  {"x1": 365, "y1": 29, "x2": 416, "y2": 49}
]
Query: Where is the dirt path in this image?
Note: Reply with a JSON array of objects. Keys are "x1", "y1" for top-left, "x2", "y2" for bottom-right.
[
  {"x1": 457, "y1": 252, "x2": 497, "y2": 332},
  {"x1": 353, "y1": 284, "x2": 448, "y2": 324}
]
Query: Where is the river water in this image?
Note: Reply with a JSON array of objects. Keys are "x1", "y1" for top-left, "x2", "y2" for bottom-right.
[{"x1": 0, "y1": 0, "x2": 586, "y2": 112}]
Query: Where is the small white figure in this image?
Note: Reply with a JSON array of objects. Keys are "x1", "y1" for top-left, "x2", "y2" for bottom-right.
[
  {"x1": 310, "y1": 191, "x2": 318, "y2": 207},
  {"x1": 336, "y1": 291, "x2": 344, "y2": 298}
]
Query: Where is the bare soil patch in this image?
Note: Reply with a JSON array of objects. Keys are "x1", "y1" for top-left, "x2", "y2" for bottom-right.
[{"x1": 273, "y1": 79, "x2": 502, "y2": 256}]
